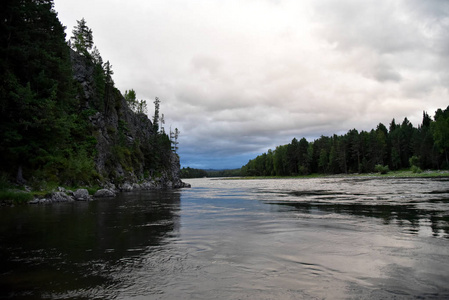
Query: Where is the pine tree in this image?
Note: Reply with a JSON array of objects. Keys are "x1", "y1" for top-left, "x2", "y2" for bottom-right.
[
  {"x1": 0, "y1": 0, "x2": 75, "y2": 181},
  {"x1": 431, "y1": 106, "x2": 449, "y2": 167},
  {"x1": 153, "y1": 97, "x2": 161, "y2": 133},
  {"x1": 171, "y1": 128, "x2": 180, "y2": 153},
  {"x1": 71, "y1": 18, "x2": 94, "y2": 57}
]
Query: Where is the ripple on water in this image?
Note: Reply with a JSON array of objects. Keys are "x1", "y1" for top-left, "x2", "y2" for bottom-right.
[{"x1": 1, "y1": 177, "x2": 449, "y2": 299}]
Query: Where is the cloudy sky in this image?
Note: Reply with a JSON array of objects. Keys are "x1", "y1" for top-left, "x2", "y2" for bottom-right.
[{"x1": 54, "y1": 0, "x2": 449, "y2": 169}]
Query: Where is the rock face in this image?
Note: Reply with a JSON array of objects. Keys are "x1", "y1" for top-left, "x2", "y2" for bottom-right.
[
  {"x1": 50, "y1": 192, "x2": 74, "y2": 202},
  {"x1": 94, "y1": 189, "x2": 116, "y2": 198},
  {"x1": 73, "y1": 189, "x2": 91, "y2": 201},
  {"x1": 70, "y1": 50, "x2": 189, "y2": 190}
]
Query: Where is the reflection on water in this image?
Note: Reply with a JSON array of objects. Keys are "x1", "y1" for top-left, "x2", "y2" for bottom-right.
[
  {"x1": 0, "y1": 191, "x2": 180, "y2": 299},
  {"x1": 262, "y1": 177, "x2": 449, "y2": 238},
  {"x1": 1, "y1": 177, "x2": 449, "y2": 299}
]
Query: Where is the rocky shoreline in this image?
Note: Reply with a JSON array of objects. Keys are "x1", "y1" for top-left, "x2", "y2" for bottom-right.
[{"x1": 0, "y1": 178, "x2": 191, "y2": 206}]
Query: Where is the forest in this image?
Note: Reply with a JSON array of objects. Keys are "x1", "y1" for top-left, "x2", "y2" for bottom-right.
[
  {"x1": 241, "y1": 108, "x2": 449, "y2": 177},
  {"x1": 180, "y1": 167, "x2": 241, "y2": 178}
]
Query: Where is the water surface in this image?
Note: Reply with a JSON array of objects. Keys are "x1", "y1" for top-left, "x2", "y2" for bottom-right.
[{"x1": 1, "y1": 177, "x2": 449, "y2": 299}]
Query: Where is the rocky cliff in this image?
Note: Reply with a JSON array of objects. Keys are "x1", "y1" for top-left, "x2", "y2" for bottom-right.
[{"x1": 71, "y1": 50, "x2": 189, "y2": 190}]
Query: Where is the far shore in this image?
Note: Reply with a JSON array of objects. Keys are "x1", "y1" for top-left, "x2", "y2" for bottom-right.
[{"x1": 215, "y1": 169, "x2": 449, "y2": 180}]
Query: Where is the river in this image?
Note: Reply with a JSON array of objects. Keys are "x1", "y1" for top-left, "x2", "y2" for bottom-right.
[{"x1": 1, "y1": 177, "x2": 449, "y2": 299}]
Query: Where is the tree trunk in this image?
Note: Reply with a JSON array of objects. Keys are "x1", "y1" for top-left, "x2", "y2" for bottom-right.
[{"x1": 16, "y1": 165, "x2": 25, "y2": 184}]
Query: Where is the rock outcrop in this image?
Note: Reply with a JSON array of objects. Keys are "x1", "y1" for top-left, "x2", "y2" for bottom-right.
[
  {"x1": 70, "y1": 50, "x2": 189, "y2": 190},
  {"x1": 73, "y1": 189, "x2": 91, "y2": 201},
  {"x1": 94, "y1": 189, "x2": 116, "y2": 198},
  {"x1": 28, "y1": 188, "x2": 95, "y2": 204},
  {"x1": 50, "y1": 191, "x2": 74, "y2": 202}
]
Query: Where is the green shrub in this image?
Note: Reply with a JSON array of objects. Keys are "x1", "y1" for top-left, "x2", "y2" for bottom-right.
[
  {"x1": 107, "y1": 125, "x2": 116, "y2": 134},
  {"x1": 374, "y1": 164, "x2": 389, "y2": 174},
  {"x1": 411, "y1": 165, "x2": 423, "y2": 173},
  {"x1": 0, "y1": 173, "x2": 11, "y2": 189},
  {"x1": 409, "y1": 156, "x2": 420, "y2": 168},
  {"x1": 61, "y1": 148, "x2": 97, "y2": 185},
  {"x1": 86, "y1": 186, "x2": 100, "y2": 195}
]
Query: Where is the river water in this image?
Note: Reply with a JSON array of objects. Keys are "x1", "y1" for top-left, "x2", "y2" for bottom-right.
[{"x1": 1, "y1": 177, "x2": 449, "y2": 299}]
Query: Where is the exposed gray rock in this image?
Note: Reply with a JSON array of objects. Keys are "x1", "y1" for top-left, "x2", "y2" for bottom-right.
[
  {"x1": 178, "y1": 181, "x2": 191, "y2": 188},
  {"x1": 140, "y1": 181, "x2": 156, "y2": 190},
  {"x1": 94, "y1": 189, "x2": 116, "y2": 198},
  {"x1": 120, "y1": 183, "x2": 133, "y2": 192},
  {"x1": 102, "y1": 182, "x2": 117, "y2": 192},
  {"x1": 51, "y1": 192, "x2": 74, "y2": 202},
  {"x1": 73, "y1": 189, "x2": 91, "y2": 201}
]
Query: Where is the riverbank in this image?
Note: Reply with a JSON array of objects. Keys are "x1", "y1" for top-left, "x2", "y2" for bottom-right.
[
  {"x1": 0, "y1": 178, "x2": 191, "y2": 206},
  {"x1": 221, "y1": 169, "x2": 449, "y2": 180}
]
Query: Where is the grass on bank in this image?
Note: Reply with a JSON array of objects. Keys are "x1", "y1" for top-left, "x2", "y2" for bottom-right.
[
  {"x1": 0, "y1": 185, "x2": 100, "y2": 205},
  {"x1": 0, "y1": 175, "x2": 101, "y2": 205},
  {"x1": 0, "y1": 190, "x2": 34, "y2": 204}
]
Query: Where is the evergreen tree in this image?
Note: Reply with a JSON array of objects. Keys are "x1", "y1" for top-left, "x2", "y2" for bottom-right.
[
  {"x1": 399, "y1": 118, "x2": 415, "y2": 167},
  {"x1": 286, "y1": 138, "x2": 299, "y2": 175},
  {"x1": 298, "y1": 138, "x2": 310, "y2": 174},
  {"x1": 153, "y1": 97, "x2": 161, "y2": 133},
  {"x1": 171, "y1": 128, "x2": 180, "y2": 153},
  {"x1": 91, "y1": 46, "x2": 103, "y2": 65},
  {"x1": 71, "y1": 18, "x2": 93, "y2": 57},
  {"x1": 265, "y1": 149, "x2": 275, "y2": 176},
  {"x1": 0, "y1": 0, "x2": 75, "y2": 181},
  {"x1": 318, "y1": 148, "x2": 329, "y2": 173},
  {"x1": 415, "y1": 112, "x2": 437, "y2": 169},
  {"x1": 124, "y1": 89, "x2": 138, "y2": 111},
  {"x1": 431, "y1": 106, "x2": 449, "y2": 167}
]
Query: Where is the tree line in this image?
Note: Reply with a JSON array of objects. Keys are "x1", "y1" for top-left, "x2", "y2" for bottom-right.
[
  {"x1": 241, "y1": 108, "x2": 449, "y2": 177},
  {"x1": 180, "y1": 167, "x2": 241, "y2": 178}
]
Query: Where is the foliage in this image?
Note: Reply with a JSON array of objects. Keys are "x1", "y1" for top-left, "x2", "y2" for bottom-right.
[
  {"x1": 125, "y1": 89, "x2": 137, "y2": 110},
  {"x1": 0, "y1": 0, "x2": 76, "y2": 183},
  {"x1": 0, "y1": 173, "x2": 11, "y2": 190},
  {"x1": 153, "y1": 97, "x2": 161, "y2": 133},
  {"x1": 374, "y1": 164, "x2": 389, "y2": 174},
  {"x1": 242, "y1": 107, "x2": 449, "y2": 177},
  {"x1": 61, "y1": 148, "x2": 99, "y2": 185},
  {"x1": 170, "y1": 128, "x2": 180, "y2": 153},
  {"x1": 70, "y1": 18, "x2": 93, "y2": 57},
  {"x1": 181, "y1": 167, "x2": 208, "y2": 178},
  {"x1": 411, "y1": 165, "x2": 423, "y2": 174},
  {"x1": 180, "y1": 168, "x2": 241, "y2": 178},
  {"x1": 431, "y1": 106, "x2": 449, "y2": 167},
  {"x1": 125, "y1": 89, "x2": 147, "y2": 114},
  {"x1": 0, "y1": 190, "x2": 34, "y2": 204},
  {"x1": 409, "y1": 156, "x2": 419, "y2": 168}
]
